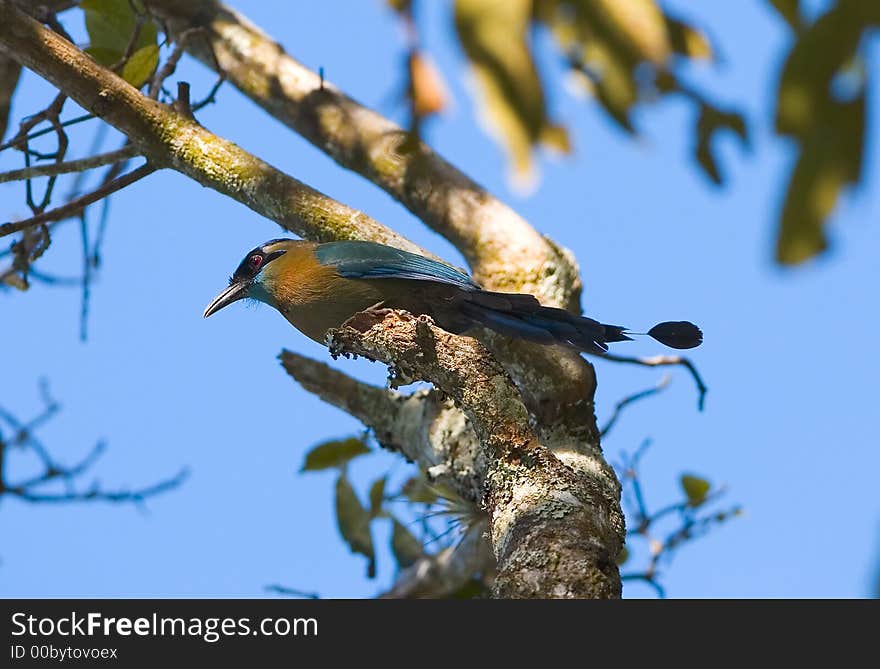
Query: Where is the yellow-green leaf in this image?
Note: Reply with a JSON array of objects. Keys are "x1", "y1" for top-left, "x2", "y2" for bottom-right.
[
  {"x1": 777, "y1": 93, "x2": 864, "y2": 264},
  {"x1": 695, "y1": 104, "x2": 748, "y2": 185},
  {"x1": 454, "y1": 0, "x2": 565, "y2": 178},
  {"x1": 617, "y1": 545, "x2": 630, "y2": 566},
  {"x1": 665, "y1": 17, "x2": 713, "y2": 60},
  {"x1": 121, "y1": 44, "x2": 159, "y2": 87},
  {"x1": 588, "y1": 0, "x2": 672, "y2": 66},
  {"x1": 335, "y1": 474, "x2": 376, "y2": 578},
  {"x1": 301, "y1": 437, "x2": 370, "y2": 472},
  {"x1": 391, "y1": 519, "x2": 424, "y2": 569},
  {"x1": 775, "y1": 3, "x2": 863, "y2": 139},
  {"x1": 680, "y1": 474, "x2": 711, "y2": 507},
  {"x1": 368, "y1": 477, "x2": 387, "y2": 518}
]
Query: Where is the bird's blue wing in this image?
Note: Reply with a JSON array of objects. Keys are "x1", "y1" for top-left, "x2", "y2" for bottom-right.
[{"x1": 315, "y1": 241, "x2": 480, "y2": 289}]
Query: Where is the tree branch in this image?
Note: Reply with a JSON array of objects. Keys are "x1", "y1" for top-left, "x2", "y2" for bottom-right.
[
  {"x1": 0, "y1": 1, "x2": 427, "y2": 253},
  {"x1": 144, "y1": 0, "x2": 583, "y2": 306},
  {"x1": 325, "y1": 309, "x2": 624, "y2": 598},
  {"x1": 0, "y1": 161, "x2": 156, "y2": 237},
  {"x1": 0, "y1": 145, "x2": 139, "y2": 184},
  {"x1": 280, "y1": 350, "x2": 484, "y2": 503}
]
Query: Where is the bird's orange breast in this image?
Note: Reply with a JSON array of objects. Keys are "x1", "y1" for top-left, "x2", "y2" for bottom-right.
[{"x1": 261, "y1": 245, "x2": 387, "y2": 343}]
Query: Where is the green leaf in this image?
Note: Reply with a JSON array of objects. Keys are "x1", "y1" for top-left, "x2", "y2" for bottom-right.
[
  {"x1": 368, "y1": 477, "x2": 387, "y2": 518},
  {"x1": 616, "y1": 545, "x2": 630, "y2": 566},
  {"x1": 301, "y1": 437, "x2": 370, "y2": 472},
  {"x1": 391, "y1": 519, "x2": 423, "y2": 569},
  {"x1": 680, "y1": 474, "x2": 711, "y2": 507},
  {"x1": 402, "y1": 475, "x2": 438, "y2": 504},
  {"x1": 82, "y1": 0, "x2": 158, "y2": 52},
  {"x1": 454, "y1": 0, "x2": 567, "y2": 179},
  {"x1": 334, "y1": 473, "x2": 376, "y2": 578},
  {"x1": 84, "y1": 46, "x2": 121, "y2": 68},
  {"x1": 81, "y1": 0, "x2": 158, "y2": 79},
  {"x1": 121, "y1": 44, "x2": 159, "y2": 87}
]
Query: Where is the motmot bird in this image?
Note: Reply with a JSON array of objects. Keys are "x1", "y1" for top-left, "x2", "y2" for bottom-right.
[{"x1": 203, "y1": 238, "x2": 703, "y2": 354}]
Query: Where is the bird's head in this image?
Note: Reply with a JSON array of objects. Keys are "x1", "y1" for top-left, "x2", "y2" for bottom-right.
[{"x1": 203, "y1": 238, "x2": 300, "y2": 318}]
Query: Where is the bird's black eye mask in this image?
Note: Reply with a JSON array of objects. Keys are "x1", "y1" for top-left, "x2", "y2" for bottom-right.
[{"x1": 229, "y1": 246, "x2": 287, "y2": 284}]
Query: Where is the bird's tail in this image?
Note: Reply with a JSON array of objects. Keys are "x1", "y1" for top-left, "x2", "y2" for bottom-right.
[{"x1": 451, "y1": 290, "x2": 702, "y2": 355}]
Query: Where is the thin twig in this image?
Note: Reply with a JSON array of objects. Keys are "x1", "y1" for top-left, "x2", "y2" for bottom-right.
[
  {"x1": 0, "y1": 113, "x2": 95, "y2": 153},
  {"x1": 621, "y1": 573, "x2": 666, "y2": 598},
  {"x1": 600, "y1": 375, "x2": 671, "y2": 437},
  {"x1": 601, "y1": 353, "x2": 708, "y2": 411},
  {"x1": 0, "y1": 146, "x2": 140, "y2": 184},
  {"x1": 0, "y1": 162, "x2": 156, "y2": 238},
  {"x1": 264, "y1": 585, "x2": 321, "y2": 599},
  {"x1": 8, "y1": 467, "x2": 190, "y2": 504}
]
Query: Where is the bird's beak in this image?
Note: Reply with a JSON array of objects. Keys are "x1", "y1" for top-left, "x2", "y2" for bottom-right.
[{"x1": 203, "y1": 281, "x2": 248, "y2": 318}]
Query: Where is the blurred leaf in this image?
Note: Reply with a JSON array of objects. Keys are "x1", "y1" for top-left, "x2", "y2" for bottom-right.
[
  {"x1": 665, "y1": 17, "x2": 713, "y2": 60},
  {"x1": 301, "y1": 437, "x2": 370, "y2": 472},
  {"x1": 680, "y1": 474, "x2": 711, "y2": 507},
  {"x1": 368, "y1": 476, "x2": 387, "y2": 518},
  {"x1": 386, "y1": 0, "x2": 412, "y2": 13},
  {"x1": 583, "y1": 0, "x2": 671, "y2": 66},
  {"x1": 335, "y1": 473, "x2": 376, "y2": 578},
  {"x1": 768, "y1": 0, "x2": 801, "y2": 31},
  {"x1": 454, "y1": 0, "x2": 566, "y2": 177},
  {"x1": 409, "y1": 51, "x2": 448, "y2": 118},
  {"x1": 777, "y1": 93, "x2": 864, "y2": 264},
  {"x1": 775, "y1": 3, "x2": 864, "y2": 138},
  {"x1": 121, "y1": 44, "x2": 159, "y2": 87},
  {"x1": 391, "y1": 519, "x2": 424, "y2": 569},
  {"x1": 402, "y1": 474, "x2": 438, "y2": 504},
  {"x1": 695, "y1": 104, "x2": 748, "y2": 185},
  {"x1": 773, "y1": 1, "x2": 876, "y2": 264},
  {"x1": 617, "y1": 545, "x2": 630, "y2": 566}
]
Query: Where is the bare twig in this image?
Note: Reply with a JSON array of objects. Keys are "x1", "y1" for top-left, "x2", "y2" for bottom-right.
[
  {"x1": 0, "y1": 146, "x2": 141, "y2": 184},
  {"x1": 601, "y1": 353, "x2": 708, "y2": 411},
  {"x1": 0, "y1": 112, "x2": 95, "y2": 152},
  {"x1": 264, "y1": 585, "x2": 320, "y2": 599},
  {"x1": 600, "y1": 375, "x2": 671, "y2": 437},
  {"x1": 0, "y1": 382, "x2": 188, "y2": 507},
  {"x1": 0, "y1": 162, "x2": 156, "y2": 237},
  {"x1": 621, "y1": 573, "x2": 666, "y2": 598}
]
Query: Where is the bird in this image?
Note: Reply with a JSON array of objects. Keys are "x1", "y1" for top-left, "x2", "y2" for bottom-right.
[{"x1": 203, "y1": 238, "x2": 703, "y2": 355}]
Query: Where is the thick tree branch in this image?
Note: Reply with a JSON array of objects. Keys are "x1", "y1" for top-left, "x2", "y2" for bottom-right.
[
  {"x1": 0, "y1": 53, "x2": 20, "y2": 141},
  {"x1": 325, "y1": 310, "x2": 624, "y2": 599},
  {"x1": 279, "y1": 350, "x2": 483, "y2": 504},
  {"x1": 0, "y1": 1, "x2": 426, "y2": 253}
]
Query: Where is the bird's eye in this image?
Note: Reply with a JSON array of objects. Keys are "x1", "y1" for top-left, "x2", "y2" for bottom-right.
[{"x1": 249, "y1": 254, "x2": 263, "y2": 270}]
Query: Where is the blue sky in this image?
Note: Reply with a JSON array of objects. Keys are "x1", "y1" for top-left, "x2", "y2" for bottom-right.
[{"x1": 1, "y1": 1, "x2": 878, "y2": 598}]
